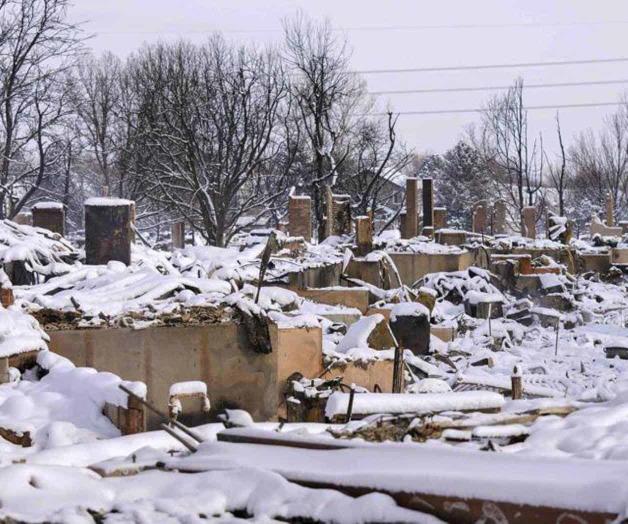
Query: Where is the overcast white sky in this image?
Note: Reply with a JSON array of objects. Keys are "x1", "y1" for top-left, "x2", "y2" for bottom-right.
[{"x1": 70, "y1": 1, "x2": 628, "y2": 158}]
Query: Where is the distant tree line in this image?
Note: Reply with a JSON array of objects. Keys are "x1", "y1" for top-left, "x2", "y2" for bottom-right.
[
  {"x1": 421, "y1": 79, "x2": 628, "y2": 236},
  {"x1": 2, "y1": 0, "x2": 628, "y2": 244}
]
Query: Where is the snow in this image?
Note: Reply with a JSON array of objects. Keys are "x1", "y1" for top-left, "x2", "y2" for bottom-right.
[
  {"x1": 31, "y1": 202, "x2": 64, "y2": 210},
  {"x1": 0, "y1": 219, "x2": 78, "y2": 276},
  {"x1": 0, "y1": 306, "x2": 48, "y2": 357},
  {"x1": 465, "y1": 290, "x2": 504, "y2": 305},
  {"x1": 335, "y1": 314, "x2": 384, "y2": 354},
  {"x1": 408, "y1": 378, "x2": 452, "y2": 394},
  {"x1": 0, "y1": 464, "x2": 437, "y2": 523},
  {"x1": 514, "y1": 385, "x2": 628, "y2": 460},
  {"x1": 165, "y1": 440, "x2": 628, "y2": 515},
  {"x1": 0, "y1": 350, "x2": 146, "y2": 456},
  {"x1": 325, "y1": 391, "x2": 505, "y2": 418},
  {"x1": 390, "y1": 301, "x2": 430, "y2": 321},
  {"x1": 17, "y1": 263, "x2": 233, "y2": 322},
  {"x1": 169, "y1": 380, "x2": 207, "y2": 397},
  {"x1": 84, "y1": 197, "x2": 133, "y2": 207},
  {"x1": 219, "y1": 409, "x2": 255, "y2": 427}
]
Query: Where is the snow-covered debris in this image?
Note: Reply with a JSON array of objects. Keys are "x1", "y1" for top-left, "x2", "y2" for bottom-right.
[
  {"x1": 218, "y1": 409, "x2": 255, "y2": 427},
  {"x1": 0, "y1": 463, "x2": 437, "y2": 523},
  {"x1": 408, "y1": 378, "x2": 452, "y2": 394},
  {"x1": 420, "y1": 267, "x2": 503, "y2": 305},
  {"x1": 517, "y1": 383, "x2": 628, "y2": 460},
  {"x1": 0, "y1": 219, "x2": 79, "y2": 282},
  {"x1": 325, "y1": 391, "x2": 505, "y2": 419},
  {"x1": 16, "y1": 262, "x2": 233, "y2": 325},
  {"x1": 0, "y1": 350, "x2": 146, "y2": 453},
  {"x1": 335, "y1": 314, "x2": 384, "y2": 353},
  {"x1": 0, "y1": 305, "x2": 48, "y2": 358}
]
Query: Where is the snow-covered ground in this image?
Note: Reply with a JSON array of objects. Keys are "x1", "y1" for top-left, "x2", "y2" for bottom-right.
[{"x1": 3, "y1": 222, "x2": 628, "y2": 521}]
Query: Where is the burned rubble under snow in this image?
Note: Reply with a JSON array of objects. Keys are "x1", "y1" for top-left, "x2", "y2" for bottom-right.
[{"x1": 2, "y1": 187, "x2": 628, "y2": 523}]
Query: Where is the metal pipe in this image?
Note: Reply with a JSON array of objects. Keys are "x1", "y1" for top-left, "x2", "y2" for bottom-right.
[{"x1": 119, "y1": 384, "x2": 205, "y2": 443}]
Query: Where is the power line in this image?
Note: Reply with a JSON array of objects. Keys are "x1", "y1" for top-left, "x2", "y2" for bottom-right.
[
  {"x1": 97, "y1": 20, "x2": 628, "y2": 35},
  {"x1": 352, "y1": 57, "x2": 628, "y2": 75},
  {"x1": 369, "y1": 78, "x2": 628, "y2": 95},
  {"x1": 339, "y1": 20, "x2": 628, "y2": 32},
  {"x1": 366, "y1": 101, "x2": 623, "y2": 116}
]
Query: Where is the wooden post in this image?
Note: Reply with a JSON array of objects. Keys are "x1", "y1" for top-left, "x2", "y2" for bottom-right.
[
  {"x1": 422, "y1": 177, "x2": 434, "y2": 229},
  {"x1": 0, "y1": 287, "x2": 14, "y2": 308},
  {"x1": 392, "y1": 343, "x2": 404, "y2": 393},
  {"x1": 511, "y1": 365, "x2": 522, "y2": 400},
  {"x1": 123, "y1": 394, "x2": 146, "y2": 435},
  {"x1": 346, "y1": 385, "x2": 356, "y2": 422},
  {"x1": 171, "y1": 221, "x2": 185, "y2": 250},
  {"x1": 0, "y1": 357, "x2": 8, "y2": 384}
]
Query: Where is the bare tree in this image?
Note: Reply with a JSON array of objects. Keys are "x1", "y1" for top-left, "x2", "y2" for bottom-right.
[
  {"x1": 71, "y1": 52, "x2": 124, "y2": 196},
  {"x1": 569, "y1": 104, "x2": 628, "y2": 224},
  {"x1": 0, "y1": 0, "x2": 83, "y2": 217},
  {"x1": 336, "y1": 112, "x2": 411, "y2": 219},
  {"x1": 128, "y1": 38, "x2": 288, "y2": 246},
  {"x1": 546, "y1": 113, "x2": 568, "y2": 217},
  {"x1": 474, "y1": 78, "x2": 545, "y2": 231},
  {"x1": 283, "y1": 12, "x2": 367, "y2": 237}
]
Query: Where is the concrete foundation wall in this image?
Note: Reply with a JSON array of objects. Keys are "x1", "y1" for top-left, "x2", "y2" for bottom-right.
[
  {"x1": 389, "y1": 251, "x2": 474, "y2": 286},
  {"x1": 291, "y1": 287, "x2": 370, "y2": 313},
  {"x1": 327, "y1": 359, "x2": 395, "y2": 393},
  {"x1": 346, "y1": 251, "x2": 473, "y2": 289},
  {"x1": 287, "y1": 262, "x2": 342, "y2": 289},
  {"x1": 47, "y1": 322, "x2": 323, "y2": 429}
]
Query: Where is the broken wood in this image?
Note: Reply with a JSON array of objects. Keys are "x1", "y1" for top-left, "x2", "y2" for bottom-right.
[
  {"x1": 255, "y1": 231, "x2": 278, "y2": 304},
  {"x1": 511, "y1": 366, "x2": 523, "y2": 400}
]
